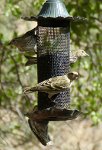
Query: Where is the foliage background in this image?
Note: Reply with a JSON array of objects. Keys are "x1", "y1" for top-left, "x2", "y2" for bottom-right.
[{"x1": 0, "y1": 0, "x2": 102, "y2": 149}]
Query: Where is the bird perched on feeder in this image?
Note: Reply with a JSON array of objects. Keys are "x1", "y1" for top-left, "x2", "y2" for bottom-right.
[
  {"x1": 9, "y1": 28, "x2": 37, "y2": 56},
  {"x1": 24, "y1": 71, "x2": 79, "y2": 99},
  {"x1": 28, "y1": 119, "x2": 51, "y2": 146},
  {"x1": 25, "y1": 49, "x2": 89, "y2": 66}
]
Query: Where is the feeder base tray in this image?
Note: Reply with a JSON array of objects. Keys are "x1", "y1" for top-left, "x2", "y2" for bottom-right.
[{"x1": 26, "y1": 108, "x2": 81, "y2": 121}]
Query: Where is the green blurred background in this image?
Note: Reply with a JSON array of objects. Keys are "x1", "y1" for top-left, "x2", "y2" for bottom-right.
[{"x1": 0, "y1": 0, "x2": 102, "y2": 150}]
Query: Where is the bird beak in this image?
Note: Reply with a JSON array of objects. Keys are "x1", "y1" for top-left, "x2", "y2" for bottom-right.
[{"x1": 86, "y1": 53, "x2": 89, "y2": 56}]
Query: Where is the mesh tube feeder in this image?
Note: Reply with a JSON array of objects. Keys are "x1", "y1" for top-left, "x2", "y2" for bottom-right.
[
  {"x1": 34, "y1": 0, "x2": 86, "y2": 111},
  {"x1": 37, "y1": 2, "x2": 71, "y2": 110},
  {"x1": 22, "y1": 0, "x2": 87, "y2": 146}
]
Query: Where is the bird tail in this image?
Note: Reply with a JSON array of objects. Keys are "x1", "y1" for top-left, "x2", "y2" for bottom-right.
[
  {"x1": 25, "y1": 56, "x2": 37, "y2": 66},
  {"x1": 28, "y1": 119, "x2": 52, "y2": 146},
  {"x1": 24, "y1": 86, "x2": 38, "y2": 94}
]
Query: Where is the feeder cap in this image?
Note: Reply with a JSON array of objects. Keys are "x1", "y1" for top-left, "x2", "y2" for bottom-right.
[
  {"x1": 21, "y1": 0, "x2": 87, "y2": 25},
  {"x1": 37, "y1": 0, "x2": 71, "y2": 19}
]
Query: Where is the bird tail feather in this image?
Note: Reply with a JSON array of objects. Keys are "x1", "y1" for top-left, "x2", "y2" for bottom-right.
[
  {"x1": 24, "y1": 86, "x2": 38, "y2": 94},
  {"x1": 25, "y1": 56, "x2": 37, "y2": 66},
  {"x1": 28, "y1": 119, "x2": 51, "y2": 146}
]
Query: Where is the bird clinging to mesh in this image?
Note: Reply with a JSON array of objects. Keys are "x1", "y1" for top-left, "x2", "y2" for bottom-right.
[
  {"x1": 24, "y1": 71, "x2": 79, "y2": 99},
  {"x1": 9, "y1": 28, "x2": 37, "y2": 56},
  {"x1": 24, "y1": 49, "x2": 89, "y2": 66},
  {"x1": 70, "y1": 49, "x2": 89, "y2": 63}
]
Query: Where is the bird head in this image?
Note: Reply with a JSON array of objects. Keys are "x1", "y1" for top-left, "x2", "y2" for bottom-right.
[
  {"x1": 67, "y1": 71, "x2": 79, "y2": 81},
  {"x1": 75, "y1": 49, "x2": 89, "y2": 57}
]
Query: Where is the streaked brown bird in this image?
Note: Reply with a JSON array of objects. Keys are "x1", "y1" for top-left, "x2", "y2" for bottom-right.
[
  {"x1": 9, "y1": 28, "x2": 37, "y2": 55},
  {"x1": 70, "y1": 49, "x2": 89, "y2": 63},
  {"x1": 24, "y1": 71, "x2": 79, "y2": 99},
  {"x1": 28, "y1": 119, "x2": 51, "y2": 146},
  {"x1": 25, "y1": 49, "x2": 89, "y2": 66}
]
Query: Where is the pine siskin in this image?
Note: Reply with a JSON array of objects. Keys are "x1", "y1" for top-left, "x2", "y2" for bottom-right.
[
  {"x1": 9, "y1": 28, "x2": 37, "y2": 55},
  {"x1": 24, "y1": 49, "x2": 89, "y2": 66},
  {"x1": 28, "y1": 119, "x2": 51, "y2": 146},
  {"x1": 24, "y1": 71, "x2": 79, "y2": 99},
  {"x1": 70, "y1": 49, "x2": 89, "y2": 63}
]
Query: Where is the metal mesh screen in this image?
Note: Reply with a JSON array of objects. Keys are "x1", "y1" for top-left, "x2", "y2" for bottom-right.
[{"x1": 37, "y1": 26, "x2": 70, "y2": 110}]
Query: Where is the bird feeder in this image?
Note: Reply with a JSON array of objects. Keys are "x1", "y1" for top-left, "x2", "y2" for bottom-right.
[
  {"x1": 34, "y1": 0, "x2": 86, "y2": 110},
  {"x1": 20, "y1": 0, "x2": 87, "y2": 146},
  {"x1": 37, "y1": 1, "x2": 71, "y2": 110}
]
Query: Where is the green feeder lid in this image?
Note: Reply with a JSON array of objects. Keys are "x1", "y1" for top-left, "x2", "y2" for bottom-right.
[
  {"x1": 21, "y1": 0, "x2": 87, "y2": 26},
  {"x1": 37, "y1": 0, "x2": 71, "y2": 19}
]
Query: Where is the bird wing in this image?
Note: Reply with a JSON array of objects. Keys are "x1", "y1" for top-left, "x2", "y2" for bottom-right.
[
  {"x1": 51, "y1": 76, "x2": 70, "y2": 90},
  {"x1": 24, "y1": 75, "x2": 70, "y2": 97},
  {"x1": 70, "y1": 57, "x2": 77, "y2": 63},
  {"x1": 38, "y1": 75, "x2": 70, "y2": 91}
]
